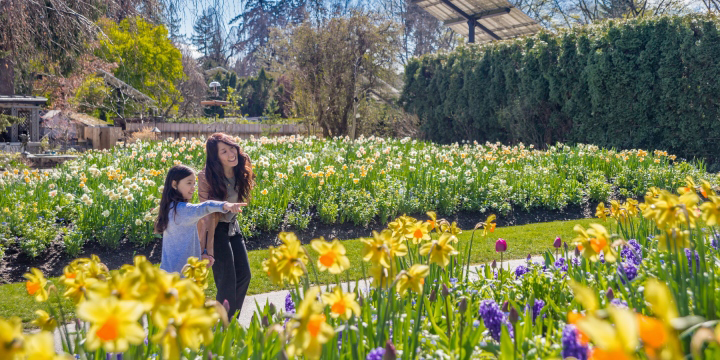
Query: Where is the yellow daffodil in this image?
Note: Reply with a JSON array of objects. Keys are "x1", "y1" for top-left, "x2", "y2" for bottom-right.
[
  {"x1": 362, "y1": 230, "x2": 406, "y2": 268},
  {"x1": 77, "y1": 297, "x2": 145, "y2": 353},
  {"x1": 262, "y1": 250, "x2": 284, "y2": 285},
  {"x1": 24, "y1": 268, "x2": 49, "y2": 302},
  {"x1": 573, "y1": 224, "x2": 617, "y2": 263},
  {"x1": 31, "y1": 310, "x2": 57, "y2": 332},
  {"x1": 700, "y1": 180, "x2": 715, "y2": 198},
  {"x1": 405, "y1": 221, "x2": 431, "y2": 244},
  {"x1": 576, "y1": 307, "x2": 638, "y2": 360},
  {"x1": 322, "y1": 286, "x2": 361, "y2": 320},
  {"x1": 24, "y1": 331, "x2": 64, "y2": 360},
  {"x1": 368, "y1": 264, "x2": 396, "y2": 289},
  {"x1": 609, "y1": 200, "x2": 624, "y2": 220},
  {"x1": 440, "y1": 221, "x2": 462, "y2": 236},
  {"x1": 396, "y1": 264, "x2": 429, "y2": 296},
  {"x1": 643, "y1": 190, "x2": 697, "y2": 229},
  {"x1": 642, "y1": 279, "x2": 684, "y2": 359},
  {"x1": 426, "y1": 211, "x2": 438, "y2": 230},
  {"x1": 311, "y1": 237, "x2": 350, "y2": 274},
  {"x1": 596, "y1": 202, "x2": 608, "y2": 220},
  {"x1": 275, "y1": 232, "x2": 309, "y2": 285},
  {"x1": 152, "y1": 306, "x2": 219, "y2": 359},
  {"x1": 568, "y1": 280, "x2": 598, "y2": 313},
  {"x1": 419, "y1": 232, "x2": 459, "y2": 267},
  {"x1": 700, "y1": 195, "x2": 720, "y2": 226},
  {"x1": 62, "y1": 270, "x2": 98, "y2": 304},
  {"x1": 657, "y1": 228, "x2": 690, "y2": 252},
  {"x1": 182, "y1": 257, "x2": 210, "y2": 289},
  {"x1": 482, "y1": 214, "x2": 497, "y2": 236},
  {"x1": 0, "y1": 317, "x2": 24, "y2": 359},
  {"x1": 287, "y1": 287, "x2": 335, "y2": 360}
]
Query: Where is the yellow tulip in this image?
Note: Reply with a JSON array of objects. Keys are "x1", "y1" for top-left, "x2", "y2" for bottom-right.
[
  {"x1": 24, "y1": 268, "x2": 49, "y2": 302},
  {"x1": 311, "y1": 237, "x2": 351, "y2": 274},
  {"x1": 419, "y1": 232, "x2": 459, "y2": 267},
  {"x1": 77, "y1": 297, "x2": 145, "y2": 353},
  {"x1": 322, "y1": 286, "x2": 361, "y2": 320},
  {"x1": 396, "y1": 264, "x2": 429, "y2": 296}
]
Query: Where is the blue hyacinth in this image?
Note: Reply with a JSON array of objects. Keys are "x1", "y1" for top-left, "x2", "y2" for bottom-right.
[
  {"x1": 685, "y1": 248, "x2": 701, "y2": 272},
  {"x1": 554, "y1": 257, "x2": 568, "y2": 272},
  {"x1": 285, "y1": 292, "x2": 295, "y2": 313},
  {"x1": 610, "y1": 298, "x2": 628, "y2": 309},
  {"x1": 561, "y1": 325, "x2": 588, "y2": 360},
  {"x1": 515, "y1": 265, "x2": 528, "y2": 279},
  {"x1": 618, "y1": 262, "x2": 638, "y2": 283}
]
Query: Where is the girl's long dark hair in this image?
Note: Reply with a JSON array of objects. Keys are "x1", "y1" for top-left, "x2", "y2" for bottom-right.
[
  {"x1": 154, "y1": 165, "x2": 196, "y2": 234},
  {"x1": 204, "y1": 133, "x2": 255, "y2": 201}
]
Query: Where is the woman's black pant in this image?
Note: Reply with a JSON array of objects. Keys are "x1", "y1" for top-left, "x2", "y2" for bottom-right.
[{"x1": 212, "y1": 222, "x2": 252, "y2": 319}]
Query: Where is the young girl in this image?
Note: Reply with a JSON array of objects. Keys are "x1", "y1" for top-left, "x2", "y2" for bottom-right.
[{"x1": 155, "y1": 165, "x2": 245, "y2": 274}]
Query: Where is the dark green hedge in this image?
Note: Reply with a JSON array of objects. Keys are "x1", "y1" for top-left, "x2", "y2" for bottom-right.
[{"x1": 401, "y1": 15, "x2": 720, "y2": 166}]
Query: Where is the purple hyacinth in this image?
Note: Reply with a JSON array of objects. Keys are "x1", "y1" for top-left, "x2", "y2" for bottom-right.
[
  {"x1": 554, "y1": 257, "x2": 568, "y2": 272},
  {"x1": 620, "y1": 240, "x2": 643, "y2": 265},
  {"x1": 366, "y1": 347, "x2": 385, "y2": 360},
  {"x1": 532, "y1": 299, "x2": 545, "y2": 323},
  {"x1": 285, "y1": 294, "x2": 294, "y2": 312},
  {"x1": 610, "y1": 298, "x2": 628, "y2": 309},
  {"x1": 515, "y1": 265, "x2": 529, "y2": 279},
  {"x1": 479, "y1": 300, "x2": 513, "y2": 341},
  {"x1": 685, "y1": 248, "x2": 701, "y2": 272},
  {"x1": 599, "y1": 252, "x2": 605, "y2": 264},
  {"x1": 571, "y1": 257, "x2": 580, "y2": 267},
  {"x1": 618, "y1": 263, "x2": 638, "y2": 283},
  {"x1": 561, "y1": 325, "x2": 588, "y2": 360}
]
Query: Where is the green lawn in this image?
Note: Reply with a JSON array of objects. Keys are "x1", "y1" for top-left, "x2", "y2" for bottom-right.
[{"x1": 2, "y1": 218, "x2": 599, "y2": 328}]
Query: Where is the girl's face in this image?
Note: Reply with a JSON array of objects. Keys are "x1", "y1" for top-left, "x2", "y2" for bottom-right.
[
  {"x1": 172, "y1": 174, "x2": 196, "y2": 201},
  {"x1": 217, "y1": 141, "x2": 239, "y2": 170}
]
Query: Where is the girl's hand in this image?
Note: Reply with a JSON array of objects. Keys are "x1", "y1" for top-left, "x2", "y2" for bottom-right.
[
  {"x1": 201, "y1": 254, "x2": 215, "y2": 267},
  {"x1": 223, "y1": 202, "x2": 246, "y2": 213}
]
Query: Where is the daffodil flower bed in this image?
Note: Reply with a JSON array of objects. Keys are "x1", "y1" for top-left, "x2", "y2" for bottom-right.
[
  {"x1": 1, "y1": 135, "x2": 718, "y2": 259},
  {"x1": 5, "y1": 178, "x2": 720, "y2": 359}
]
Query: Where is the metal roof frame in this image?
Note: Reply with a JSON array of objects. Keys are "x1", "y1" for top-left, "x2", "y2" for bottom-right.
[{"x1": 412, "y1": 0, "x2": 542, "y2": 44}]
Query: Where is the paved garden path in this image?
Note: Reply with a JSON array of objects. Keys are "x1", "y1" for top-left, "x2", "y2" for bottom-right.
[{"x1": 51, "y1": 256, "x2": 543, "y2": 352}]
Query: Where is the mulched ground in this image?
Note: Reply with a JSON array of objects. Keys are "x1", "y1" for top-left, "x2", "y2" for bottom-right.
[{"x1": 0, "y1": 200, "x2": 598, "y2": 284}]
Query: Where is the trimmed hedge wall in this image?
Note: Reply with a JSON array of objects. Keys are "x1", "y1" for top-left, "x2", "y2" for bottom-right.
[{"x1": 401, "y1": 15, "x2": 720, "y2": 166}]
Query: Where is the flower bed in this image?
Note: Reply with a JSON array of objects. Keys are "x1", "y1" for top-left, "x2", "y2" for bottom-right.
[
  {"x1": 0, "y1": 135, "x2": 717, "y2": 259},
  {"x1": 5, "y1": 180, "x2": 720, "y2": 359}
]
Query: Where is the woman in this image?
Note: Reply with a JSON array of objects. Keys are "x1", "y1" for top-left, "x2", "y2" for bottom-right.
[{"x1": 198, "y1": 133, "x2": 255, "y2": 318}]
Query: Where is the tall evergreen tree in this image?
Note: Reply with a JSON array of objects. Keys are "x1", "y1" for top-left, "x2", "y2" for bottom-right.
[{"x1": 192, "y1": 6, "x2": 227, "y2": 68}]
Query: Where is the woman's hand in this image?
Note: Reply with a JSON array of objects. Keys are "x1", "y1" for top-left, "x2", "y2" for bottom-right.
[{"x1": 223, "y1": 202, "x2": 247, "y2": 213}]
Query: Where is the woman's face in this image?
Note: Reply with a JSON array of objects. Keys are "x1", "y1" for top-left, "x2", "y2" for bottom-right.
[
  {"x1": 172, "y1": 174, "x2": 196, "y2": 201},
  {"x1": 217, "y1": 141, "x2": 239, "y2": 170}
]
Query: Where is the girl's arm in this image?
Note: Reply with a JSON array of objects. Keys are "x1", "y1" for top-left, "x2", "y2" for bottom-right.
[
  {"x1": 174, "y1": 201, "x2": 229, "y2": 226},
  {"x1": 197, "y1": 170, "x2": 220, "y2": 256}
]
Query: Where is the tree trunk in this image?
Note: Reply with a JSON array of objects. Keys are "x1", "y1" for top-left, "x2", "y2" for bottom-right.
[{"x1": 0, "y1": 57, "x2": 14, "y2": 95}]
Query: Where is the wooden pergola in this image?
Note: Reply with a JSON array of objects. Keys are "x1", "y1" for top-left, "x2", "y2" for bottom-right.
[
  {"x1": 0, "y1": 95, "x2": 47, "y2": 142},
  {"x1": 412, "y1": 0, "x2": 542, "y2": 43}
]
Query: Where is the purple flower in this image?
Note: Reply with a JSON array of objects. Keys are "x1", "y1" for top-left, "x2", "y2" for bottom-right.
[
  {"x1": 532, "y1": 299, "x2": 545, "y2": 323},
  {"x1": 571, "y1": 257, "x2": 581, "y2": 267},
  {"x1": 561, "y1": 325, "x2": 588, "y2": 360},
  {"x1": 554, "y1": 257, "x2": 568, "y2": 272},
  {"x1": 618, "y1": 263, "x2": 637, "y2": 283},
  {"x1": 479, "y1": 300, "x2": 513, "y2": 341},
  {"x1": 599, "y1": 252, "x2": 605, "y2": 264},
  {"x1": 685, "y1": 248, "x2": 700, "y2": 272},
  {"x1": 515, "y1": 265, "x2": 528, "y2": 279},
  {"x1": 285, "y1": 293, "x2": 295, "y2": 313},
  {"x1": 366, "y1": 347, "x2": 385, "y2": 360},
  {"x1": 620, "y1": 240, "x2": 643, "y2": 265},
  {"x1": 610, "y1": 298, "x2": 628, "y2": 309}
]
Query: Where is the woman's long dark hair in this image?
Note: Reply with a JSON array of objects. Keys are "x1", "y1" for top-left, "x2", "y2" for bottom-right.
[
  {"x1": 154, "y1": 165, "x2": 196, "y2": 234},
  {"x1": 204, "y1": 133, "x2": 255, "y2": 201}
]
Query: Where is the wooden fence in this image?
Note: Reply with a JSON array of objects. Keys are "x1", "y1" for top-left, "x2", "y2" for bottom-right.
[{"x1": 126, "y1": 122, "x2": 315, "y2": 140}]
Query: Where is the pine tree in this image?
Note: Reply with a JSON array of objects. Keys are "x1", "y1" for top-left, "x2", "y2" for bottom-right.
[{"x1": 192, "y1": 6, "x2": 227, "y2": 68}]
